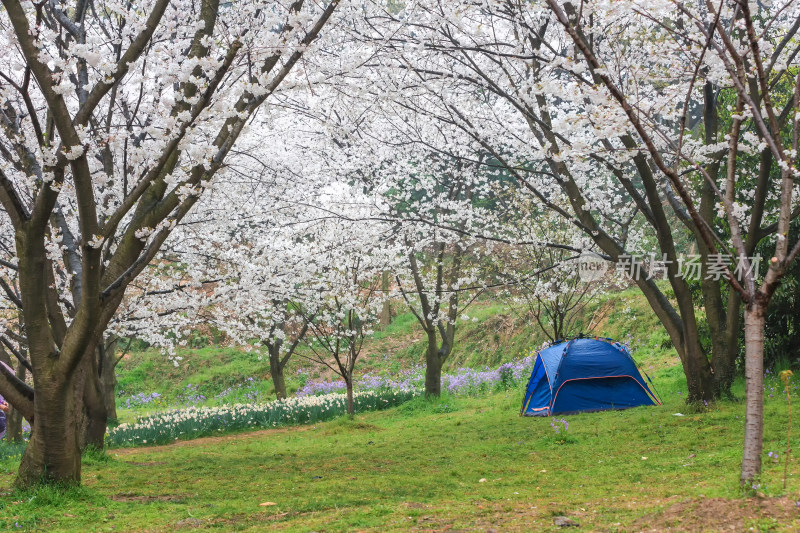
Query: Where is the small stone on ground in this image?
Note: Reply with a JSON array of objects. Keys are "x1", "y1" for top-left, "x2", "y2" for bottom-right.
[
  {"x1": 553, "y1": 515, "x2": 579, "y2": 527},
  {"x1": 175, "y1": 517, "x2": 204, "y2": 529}
]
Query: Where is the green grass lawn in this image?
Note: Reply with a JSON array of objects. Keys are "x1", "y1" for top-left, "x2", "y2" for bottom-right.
[
  {"x1": 3, "y1": 384, "x2": 800, "y2": 532},
  {"x1": 5, "y1": 288, "x2": 796, "y2": 531}
]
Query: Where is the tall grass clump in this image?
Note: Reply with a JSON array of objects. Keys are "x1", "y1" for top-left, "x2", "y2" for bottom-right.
[{"x1": 0, "y1": 440, "x2": 27, "y2": 465}]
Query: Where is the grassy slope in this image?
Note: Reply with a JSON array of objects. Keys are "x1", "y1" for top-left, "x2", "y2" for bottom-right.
[
  {"x1": 2, "y1": 385, "x2": 799, "y2": 532},
  {"x1": 115, "y1": 285, "x2": 679, "y2": 405}
]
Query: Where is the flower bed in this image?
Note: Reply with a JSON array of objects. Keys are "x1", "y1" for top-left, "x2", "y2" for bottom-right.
[
  {"x1": 297, "y1": 354, "x2": 536, "y2": 397},
  {"x1": 108, "y1": 388, "x2": 419, "y2": 447},
  {"x1": 110, "y1": 351, "x2": 539, "y2": 448}
]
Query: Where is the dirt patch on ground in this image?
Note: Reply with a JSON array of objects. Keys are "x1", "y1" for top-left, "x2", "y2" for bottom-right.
[
  {"x1": 111, "y1": 425, "x2": 315, "y2": 457},
  {"x1": 635, "y1": 496, "x2": 800, "y2": 532},
  {"x1": 207, "y1": 509, "x2": 315, "y2": 530},
  {"x1": 414, "y1": 496, "x2": 800, "y2": 532},
  {"x1": 111, "y1": 493, "x2": 187, "y2": 503},
  {"x1": 403, "y1": 502, "x2": 433, "y2": 510}
]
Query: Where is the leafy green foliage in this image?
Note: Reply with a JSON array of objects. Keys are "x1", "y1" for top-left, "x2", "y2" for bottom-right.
[{"x1": 81, "y1": 446, "x2": 111, "y2": 466}]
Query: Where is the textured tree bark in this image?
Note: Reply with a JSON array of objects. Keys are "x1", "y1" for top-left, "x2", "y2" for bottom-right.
[
  {"x1": 80, "y1": 352, "x2": 108, "y2": 451},
  {"x1": 63, "y1": 338, "x2": 108, "y2": 453},
  {"x1": 380, "y1": 271, "x2": 392, "y2": 326},
  {"x1": 99, "y1": 340, "x2": 119, "y2": 424},
  {"x1": 741, "y1": 299, "x2": 767, "y2": 485},
  {"x1": 15, "y1": 222, "x2": 87, "y2": 485},
  {"x1": 680, "y1": 328, "x2": 718, "y2": 403},
  {"x1": 17, "y1": 368, "x2": 81, "y2": 486},
  {"x1": 345, "y1": 376, "x2": 354, "y2": 419},
  {"x1": 715, "y1": 292, "x2": 742, "y2": 397},
  {"x1": 424, "y1": 330, "x2": 443, "y2": 398},
  {"x1": 269, "y1": 346, "x2": 287, "y2": 400},
  {"x1": 6, "y1": 359, "x2": 27, "y2": 442}
]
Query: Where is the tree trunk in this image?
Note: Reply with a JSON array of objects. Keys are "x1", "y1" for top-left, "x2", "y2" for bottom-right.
[
  {"x1": 741, "y1": 298, "x2": 767, "y2": 485},
  {"x1": 424, "y1": 330, "x2": 443, "y2": 397},
  {"x1": 5, "y1": 357, "x2": 27, "y2": 442},
  {"x1": 380, "y1": 271, "x2": 392, "y2": 326},
  {"x1": 345, "y1": 376, "x2": 354, "y2": 419},
  {"x1": 75, "y1": 345, "x2": 108, "y2": 452},
  {"x1": 669, "y1": 275, "x2": 718, "y2": 402},
  {"x1": 81, "y1": 377, "x2": 108, "y2": 451},
  {"x1": 17, "y1": 369, "x2": 81, "y2": 486},
  {"x1": 269, "y1": 347, "x2": 287, "y2": 400},
  {"x1": 697, "y1": 88, "x2": 734, "y2": 398},
  {"x1": 553, "y1": 308, "x2": 565, "y2": 341},
  {"x1": 715, "y1": 292, "x2": 742, "y2": 397},
  {"x1": 626, "y1": 264, "x2": 718, "y2": 401},
  {"x1": 6, "y1": 407, "x2": 25, "y2": 442},
  {"x1": 99, "y1": 339, "x2": 119, "y2": 424},
  {"x1": 635, "y1": 272, "x2": 716, "y2": 401},
  {"x1": 681, "y1": 332, "x2": 717, "y2": 403}
]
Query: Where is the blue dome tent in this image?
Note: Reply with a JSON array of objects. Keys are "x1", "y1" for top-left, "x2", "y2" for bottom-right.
[{"x1": 520, "y1": 337, "x2": 661, "y2": 416}]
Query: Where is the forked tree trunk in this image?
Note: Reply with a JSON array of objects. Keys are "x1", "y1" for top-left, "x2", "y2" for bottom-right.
[
  {"x1": 17, "y1": 368, "x2": 81, "y2": 486},
  {"x1": 681, "y1": 334, "x2": 717, "y2": 403},
  {"x1": 741, "y1": 299, "x2": 768, "y2": 485}
]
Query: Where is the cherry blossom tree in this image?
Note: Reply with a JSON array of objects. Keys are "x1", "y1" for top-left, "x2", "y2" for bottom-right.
[
  {"x1": 0, "y1": 0, "x2": 340, "y2": 486},
  {"x1": 391, "y1": 186, "x2": 490, "y2": 397},
  {"x1": 542, "y1": 0, "x2": 800, "y2": 485},
  {"x1": 301, "y1": 257, "x2": 384, "y2": 418},
  {"x1": 296, "y1": 60, "x2": 542, "y2": 396},
  {"x1": 162, "y1": 190, "x2": 326, "y2": 401},
  {"x1": 353, "y1": 0, "x2": 721, "y2": 402},
  {"x1": 285, "y1": 185, "x2": 396, "y2": 416},
  {"x1": 353, "y1": 0, "x2": 799, "y2": 414},
  {"x1": 497, "y1": 214, "x2": 606, "y2": 343},
  {"x1": 320, "y1": 0, "x2": 800, "y2": 483}
]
